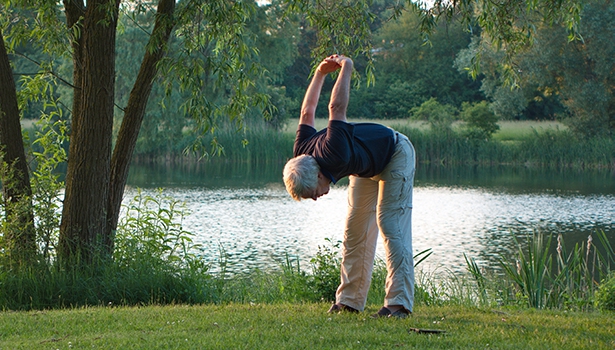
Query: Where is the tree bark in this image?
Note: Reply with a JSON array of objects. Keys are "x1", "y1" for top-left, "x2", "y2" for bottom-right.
[
  {"x1": 0, "y1": 31, "x2": 36, "y2": 264},
  {"x1": 106, "y1": 0, "x2": 176, "y2": 252},
  {"x1": 63, "y1": 0, "x2": 85, "y2": 133},
  {"x1": 58, "y1": 0, "x2": 120, "y2": 263}
]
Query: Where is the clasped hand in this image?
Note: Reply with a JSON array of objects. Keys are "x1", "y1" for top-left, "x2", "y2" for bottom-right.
[{"x1": 317, "y1": 54, "x2": 352, "y2": 74}]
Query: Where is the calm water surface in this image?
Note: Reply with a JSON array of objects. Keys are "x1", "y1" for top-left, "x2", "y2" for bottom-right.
[{"x1": 126, "y1": 162, "x2": 615, "y2": 275}]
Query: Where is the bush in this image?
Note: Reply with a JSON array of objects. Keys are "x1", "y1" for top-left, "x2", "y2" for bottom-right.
[
  {"x1": 460, "y1": 101, "x2": 499, "y2": 140},
  {"x1": 410, "y1": 98, "x2": 457, "y2": 134},
  {"x1": 595, "y1": 273, "x2": 615, "y2": 311},
  {"x1": 309, "y1": 238, "x2": 341, "y2": 302}
]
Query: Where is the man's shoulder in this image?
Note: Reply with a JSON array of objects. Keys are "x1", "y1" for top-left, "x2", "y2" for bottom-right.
[
  {"x1": 351, "y1": 122, "x2": 385, "y2": 128},
  {"x1": 297, "y1": 123, "x2": 318, "y2": 138}
]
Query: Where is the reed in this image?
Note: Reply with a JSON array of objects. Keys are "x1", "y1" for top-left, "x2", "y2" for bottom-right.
[
  {"x1": 168, "y1": 122, "x2": 614, "y2": 169},
  {"x1": 463, "y1": 230, "x2": 614, "y2": 310},
  {"x1": 499, "y1": 232, "x2": 554, "y2": 309},
  {"x1": 26, "y1": 117, "x2": 614, "y2": 168},
  {"x1": 517, "y1": 131, "x2": 615, "y2": 169},
  {"x1": 382, "y1": 126, "x2": 615, "y2": 169},
  {"x1": 180, "y1": 124, "x2": 295, "y2": 164}
]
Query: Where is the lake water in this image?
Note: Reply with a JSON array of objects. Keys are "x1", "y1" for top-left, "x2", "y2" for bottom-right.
[{"x1": 126, "y1": 162, "x2": 615, "y2": 275}]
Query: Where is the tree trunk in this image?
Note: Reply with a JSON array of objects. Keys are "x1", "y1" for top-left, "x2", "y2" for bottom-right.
[
  {"x1": 58, "y1": 0, "x2": 119, "y2": 263},
  {"x1": 106, "y1": 0, "x2": 176, "y2": 252},
  {"x1": 63, "y1": 0, "x2": 85, "y2": 134},
  {"x1": 0, "y1": 31, "x2": 36, "y2": 265}
]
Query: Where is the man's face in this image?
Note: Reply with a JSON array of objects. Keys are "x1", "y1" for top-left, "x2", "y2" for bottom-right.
[{"x1": 301, "y1": 171, "x2": 331, "y2": 201}]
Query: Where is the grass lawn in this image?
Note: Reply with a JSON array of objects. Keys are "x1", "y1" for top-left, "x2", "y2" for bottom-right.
[
  {"x1": 1, "y1": 303, "x2": 612, "y2": 349},
  {"x1": 493, "y1": 120, "x2": 567, "y2": 141},
  {"x1": 284, "y1": 119, "x2": 567, "y2": 141}
]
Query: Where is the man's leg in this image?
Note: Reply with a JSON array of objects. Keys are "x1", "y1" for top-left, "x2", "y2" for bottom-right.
[
  {"x1": 335, "y1": 175, "x2": 379, "y2": 311},
  {"x1": 375, "y1": 135, "x2": 416, "y2": 313}
]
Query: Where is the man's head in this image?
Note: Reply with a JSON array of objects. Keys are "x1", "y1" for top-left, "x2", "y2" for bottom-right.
[{"x1": 283, "y1": 155, "x2": 331, "y2": 201}]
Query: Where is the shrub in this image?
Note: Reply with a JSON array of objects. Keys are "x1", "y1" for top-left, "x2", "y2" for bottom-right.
[
  {"x1": 410, "y1": 98, "x2": 457, "y2": 134},
  {"x1": 309, "y1": 238, "x2": 341, "y2": 302},
  {"x1": 460, "y1": 101, "x2": 500, "y2": 139},
  {"x1": 595, "y1": 273, "x2": 615, "y2": 311}
]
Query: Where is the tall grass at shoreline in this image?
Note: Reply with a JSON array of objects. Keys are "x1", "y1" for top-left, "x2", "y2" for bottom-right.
[
  {"x1": 158, "y1": 120, "x2": 615, "y2": 169},
  {"x1": 395, "y1": 126, "x2": 615, "y2": 169},
  {"x1": 155, "y1": 124, "x2": 295, "y2": 164},
  {"x1": 463, "y1": 230, "x2": 615, "y2": 311},
  {"x1": 208, "y1": 125, "x2": 295, "y2": 164},
  {"x1": 24, "y1": 118, "x2": 613, "y2": 168}
]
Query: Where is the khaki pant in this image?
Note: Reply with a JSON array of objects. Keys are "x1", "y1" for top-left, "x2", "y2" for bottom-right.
[{"x1": 336, "y1": 133, "x2": 415, "y2": 312}]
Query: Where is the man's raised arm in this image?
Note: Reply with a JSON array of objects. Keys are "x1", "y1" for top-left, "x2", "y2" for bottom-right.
[
  {"x1": 299, "y1": 56, "x2": 343, "y2": 128},
  {"x1": 328, "y1": 55, "x2": 353, "y2": 123}
]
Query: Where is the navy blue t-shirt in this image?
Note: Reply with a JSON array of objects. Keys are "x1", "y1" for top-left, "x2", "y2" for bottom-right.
[{"x1": 293, "y1": 120, "x2": 396, "y2": 183}]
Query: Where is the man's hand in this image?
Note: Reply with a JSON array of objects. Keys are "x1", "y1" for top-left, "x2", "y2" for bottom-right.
[
  {"x1": 317, "y1": 55, "x2": 342, "y2": 74},
  {"x1": 330, "y1": 54, "x2": 353, "y2": 68},
  {"x1": 317, "y1": 54, "x2": 353, "y2": 75}
]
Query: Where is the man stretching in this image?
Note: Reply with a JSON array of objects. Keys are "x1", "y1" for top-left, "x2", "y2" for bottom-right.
[{"x1": 283, "y1": 54, "x2": 416, "y2": 318}]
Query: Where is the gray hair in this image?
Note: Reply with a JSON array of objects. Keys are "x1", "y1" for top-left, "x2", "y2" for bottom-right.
[{"x1": 283, "y1": 154, "x2": 320, "y2": 201}]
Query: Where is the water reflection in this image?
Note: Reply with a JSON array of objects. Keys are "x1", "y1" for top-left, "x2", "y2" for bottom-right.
[
  {"x1": 413, "y1": 186, "x2": 614, "y2": 273},
  {"x1": 417, "y1": 165, "x2": 615, "y2": 195},
  {"x1": 126, "y1": 162, "x2": 615, "y2": 274}
]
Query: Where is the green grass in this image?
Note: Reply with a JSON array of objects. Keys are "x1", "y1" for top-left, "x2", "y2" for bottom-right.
[
  {"x1": 283, "y1": 118, "x2": 567, "y2": 138},
  {"x1": 493, "y1": 120, "x2": 567, "y2": 141},
  {"x1": 1, "y1": 303, "x2": 612, "y2": 349}
]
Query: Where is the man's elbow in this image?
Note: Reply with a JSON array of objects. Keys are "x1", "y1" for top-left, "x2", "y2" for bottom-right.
[
  {"x1": 300, "y1": 108, "x2": 315, "y2": 120},
  {"x1": 328, "y1": 102, "x2": 347, "y2": 120}
]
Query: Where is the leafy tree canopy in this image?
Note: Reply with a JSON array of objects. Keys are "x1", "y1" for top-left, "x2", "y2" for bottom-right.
[{"x1": 458, "y1": 0, "x2": 615, "y2": 136}]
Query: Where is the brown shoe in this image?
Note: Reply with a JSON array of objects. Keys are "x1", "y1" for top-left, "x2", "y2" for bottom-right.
[
  {"x1": 370, "y1": 306, "x2": 411, "y2": 319},
  {"x1": 327, "y1": 303, "x2": 359, "y2": 313}
]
